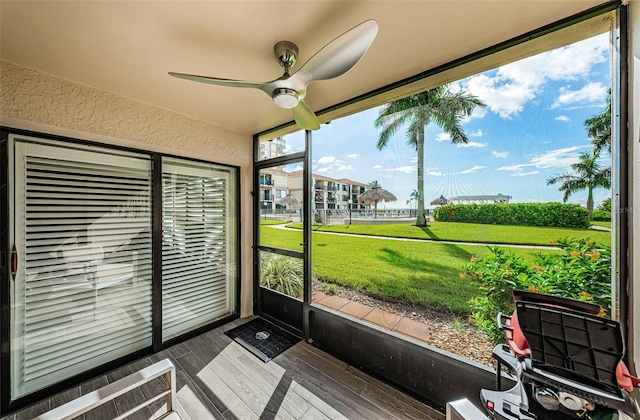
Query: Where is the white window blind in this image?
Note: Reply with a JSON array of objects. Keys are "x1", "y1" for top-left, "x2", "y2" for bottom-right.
[
  {"x1": 162, "y1": 158, "x2": 236, "y2": 340},
  {"x1": 10, "y1": 136, "x2": 153, "y2": 398}
]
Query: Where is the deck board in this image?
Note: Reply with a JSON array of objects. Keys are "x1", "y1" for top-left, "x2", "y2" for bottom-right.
[{"x1": 2, "y1": 317, "x2": 444, "y2": 420}]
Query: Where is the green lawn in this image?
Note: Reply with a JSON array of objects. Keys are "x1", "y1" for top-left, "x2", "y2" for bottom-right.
[
  {"x1": 287, "y1": 221, "x2": 610, "y2": 246},
  {"x1": 591, "y1": 221, "x2": 612, "y2": 229},
  {"x1": 260, "y1": 219, "x2": 290, "y2": 225},
  {"x1": 260, "y1": 225, "x2": 558, "y2": 313}
]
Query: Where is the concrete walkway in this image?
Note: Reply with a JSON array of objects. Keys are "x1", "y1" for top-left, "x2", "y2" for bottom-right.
[
  {"x1": 589, "y1": 224, "x2": 612, "y2": 231},
  {"x1": 265, "y1": 223, "x2": 559, "y2": 250}
]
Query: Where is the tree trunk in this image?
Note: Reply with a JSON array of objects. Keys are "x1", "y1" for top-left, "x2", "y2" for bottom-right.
[
  {"x1": 374, "y1": 201, "x2": 378, "y2": 218},
  {"x1": 416, "y1": 129, "x2": 426, "y2": 226},
  {"x1": 587, "y1": 187, "x2": 594, "y2": 221}
]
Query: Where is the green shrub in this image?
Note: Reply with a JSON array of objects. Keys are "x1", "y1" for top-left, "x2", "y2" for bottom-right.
[
  {"x1": 598, "y1": 197, "x2": 611, "y2": 212},
  {"x1": 434, "y1": 202, "x2": 590, "y2": 228},
  {"x1": 260, "y1": 253, "x2": 304, "y2": 298},
  {"x1": 592, "y1": 209, "x2": 611, "y2": 222},
  {"x1": 463, "y1": 238, "x2": 611, "y2": 345}
]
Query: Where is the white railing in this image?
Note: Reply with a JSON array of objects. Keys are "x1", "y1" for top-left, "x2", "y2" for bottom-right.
[{"x1": 35, "y1": 358, "x2": 178, "y2": 420}]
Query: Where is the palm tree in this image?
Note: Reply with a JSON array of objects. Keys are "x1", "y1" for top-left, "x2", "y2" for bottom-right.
[
  {"x1": 374, "y1": 85, "x2": 486, "y2": 226},
  {"x1": 406, "y1": 189, "x2": 418, "y2": 217},
  {"x1": 584, "y1": 88, "x2": 611, "y2": 154},
  {"x1": 406, "y1": 189, "x2": 418, "y2": 206},
  {"x1": 546, "y1": 151, "x2": 611, "y2": 220}
]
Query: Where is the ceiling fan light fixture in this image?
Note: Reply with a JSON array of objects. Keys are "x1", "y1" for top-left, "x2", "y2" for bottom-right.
[{"x1": 272, "y1": 88, "x2": 300, "y2": 109}]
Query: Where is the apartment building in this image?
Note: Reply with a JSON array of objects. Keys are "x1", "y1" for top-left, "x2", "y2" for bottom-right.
[
  {"x1": 257, "y1": 136, "x2": 287, "y2": 161},
  {"x1": 258, "y1": 137, "x2": 370, "y2": 213},
  {"x1": 287, "y1": 171, "x2": 369, "y2": 212},
  {"x1": 258, "y1": 167, "x2": 290, "y2": 211}
]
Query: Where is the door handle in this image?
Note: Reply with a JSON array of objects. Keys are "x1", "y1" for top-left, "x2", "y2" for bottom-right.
[{"x1": 11, "y1": 244, "x2": 17, "y2": 281}]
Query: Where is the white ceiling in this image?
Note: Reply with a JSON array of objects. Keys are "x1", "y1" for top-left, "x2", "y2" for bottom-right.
[{"x1": 0, "y1": 1, "x2": 611, "y2": 135}]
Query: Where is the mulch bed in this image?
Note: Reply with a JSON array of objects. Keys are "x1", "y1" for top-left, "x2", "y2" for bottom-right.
[{"x1": 313, "y1": 282, "x2": 495, "y2": 366}]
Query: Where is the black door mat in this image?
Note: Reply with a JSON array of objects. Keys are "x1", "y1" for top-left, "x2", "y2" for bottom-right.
[{"x1": 225, "y1": 318, "x2": 300, "y2": 363}]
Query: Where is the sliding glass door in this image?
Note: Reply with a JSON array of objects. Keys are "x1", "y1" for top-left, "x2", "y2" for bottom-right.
[
  {"x1": 9, "y1": 135, "x2": 153, "y2": 399},
  {"x1": 5, "y1": 133, "x2": 239, "y2": 406},
  {"x1": 161, "y1": 157, "x2": 237, "y2": 340}
]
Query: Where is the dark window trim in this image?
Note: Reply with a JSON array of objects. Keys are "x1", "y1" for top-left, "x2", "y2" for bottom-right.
[
  {"x1": 152, "y1": 154, "x2": 163, "y2": 352},
  {"x1": 0, "y1": 126, "x2": 242, "y2": 415},
  {"x1": 257, "y1": 246, "x2": 303, "y2": 259},
  {"x1": 255, "y1": 151, "x2": 305, "y2": 167},
  {"x1": 616, "y1": 5, "x2": 629, "y2": 356},
  {"x1": 0, "y1": 132, "x2": 9, "y2": 414}
]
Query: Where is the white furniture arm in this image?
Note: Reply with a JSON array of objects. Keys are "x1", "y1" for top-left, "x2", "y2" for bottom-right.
[
  {"x1": 34, "y1": 358, "x2": 178, "y2": 420},
  {"x1": 446, "y1": 398, "x2": 488, "y2": 420}
]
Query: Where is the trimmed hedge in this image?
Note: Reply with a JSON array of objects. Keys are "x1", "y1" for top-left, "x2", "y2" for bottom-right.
[
  {"x1": 592, "y1": 210, "x2": 611, "y2": 222},
  {"x1": 433, "y1": 202, "x2": 590, "y2": 228}
]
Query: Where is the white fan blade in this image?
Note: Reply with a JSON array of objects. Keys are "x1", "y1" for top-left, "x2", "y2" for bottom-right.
[
  {"x1": 293, "y1": 20, "x2": 378, "y2": 86},
  {"x1": 169, "y1": 72, "x2": 268, "y2": 91},
  {"x1": 293, "y1": 100, "x2": 320, "y2": 130}
]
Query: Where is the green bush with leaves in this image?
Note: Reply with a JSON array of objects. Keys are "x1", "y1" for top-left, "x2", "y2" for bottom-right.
[
  {"x1": 598, "y1": 197, "x2": 611, "y2": 212},
  {"x1": 463, "y1": 238, "x2": 611, "y2": 345},
  {"x1": 434, "y1": 202, "x2": 590, "y2": 228},
  {"x1": 592, "y1": 209, "x2": 611, "y2": 222}
]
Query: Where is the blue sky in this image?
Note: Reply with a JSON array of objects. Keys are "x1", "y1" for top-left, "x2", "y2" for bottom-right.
[{"x1": 283, "y1": 32, "x2": 611, "y2": 210}]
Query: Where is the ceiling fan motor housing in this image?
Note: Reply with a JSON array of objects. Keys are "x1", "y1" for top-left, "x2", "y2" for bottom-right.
[{"x1": 274, "y1": 41, "x2": 299, "y2": 71}]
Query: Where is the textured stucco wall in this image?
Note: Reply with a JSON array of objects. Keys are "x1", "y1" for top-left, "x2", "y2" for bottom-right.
[{"x1": 0, "y1": 59, "x2": 254, "y2": 317}]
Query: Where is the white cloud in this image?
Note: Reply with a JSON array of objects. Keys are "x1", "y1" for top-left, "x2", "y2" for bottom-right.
[
  {"x1": 527, "y1": 146, "x2": 588, "y2": 168},
  {"x1": 314, "y1": 157, "x2": 352, "y2": 174},
  {"x1": 426, "y1": 171, "x2": 443, "y2": 176},
  {"x1": 379, "y1": 166, "x2": 417, "y2": 174},
  {"x1": 555, "y1": 115, "x2": 570, "y2": 122},
  {"x1": 410, "y1": 156, "x2": 418, "y2": 163},
  {"x1": 460, "y1": 165, "x2": 487, "y2": 174},
  {"x1": 552, "y1": 82, "x2": 607, "y2": 109},
  {"x1": 462, "y1": 106, "x2": 488, "y2": 123},
  {"x1": 346, "y1": 153, "x2": 359, "y2": 158},
  {"x1": 457, "y1": 142, "x2": 487, "y2": 148},
  {"x1": 435, "y1": 133, "x2": 451, "y2": 142},
  {"x1": 465, "y1": 73, "x2": 535, "y2": 117},
  {"x1": 492, "y1": 151, "x2": 509, "y2": 158},
  {"x1": 470, "y1": 129, "x2": 483, "y2": 137},
  {"x1": 511, "y1": 171, "x2": 540, "y2": 177},
  {"x1": 497, "y1": 145, "x2": 589, "y2": 173},
  {"x1": 282, "y1": 145, "x2": 293, "y2": 154},
  {"x1": 460, "y1": 34, "x2": 607, "y2": 118},
  {"x1": 389, "y1": 166, "x2": 416, "y2": 174},
  {"x1": 317, "y1": 156, "x2": 336, "y2": 164},
  {"x1": 373, "y1": 164, "x2": 383, "y2": 169},
  {"x1": 290, "y1": 165, "x2": 303, "y2": 172}
]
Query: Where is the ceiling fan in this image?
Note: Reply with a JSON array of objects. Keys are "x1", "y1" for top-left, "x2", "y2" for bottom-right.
[{"x1": 169, "y1": 20, "x2": 378, "y2": 131}]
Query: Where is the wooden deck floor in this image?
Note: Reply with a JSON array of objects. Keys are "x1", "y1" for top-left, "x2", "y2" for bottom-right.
[{"x1": 3, "y1": 317, "x2": 444, "y2": 420}]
